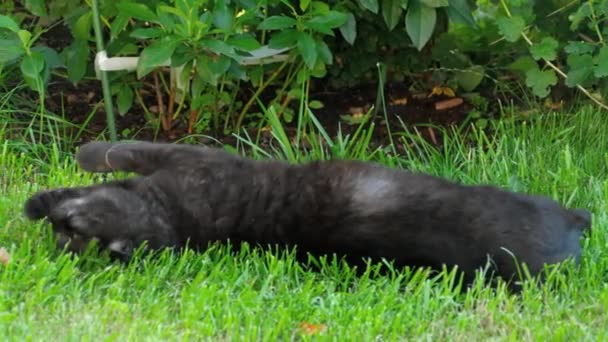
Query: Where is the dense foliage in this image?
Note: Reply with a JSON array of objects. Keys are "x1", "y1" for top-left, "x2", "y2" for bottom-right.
[{"x1": 0, "y1": 0, "x2": 606, "y2": 135}]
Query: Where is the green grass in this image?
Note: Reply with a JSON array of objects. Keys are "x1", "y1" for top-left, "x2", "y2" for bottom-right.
[{"x1": 1, "y1": 106, "x2": 607, "y2": 340}]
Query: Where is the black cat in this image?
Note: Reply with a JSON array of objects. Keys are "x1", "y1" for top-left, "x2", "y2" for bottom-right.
[{"x1": 24, "y1": 141, "x2": 592, "y2": 285}]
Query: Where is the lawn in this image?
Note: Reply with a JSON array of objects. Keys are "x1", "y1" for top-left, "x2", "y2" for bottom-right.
[{"x1": 1, "y1": 106, "x2": 607, "y2": 340}]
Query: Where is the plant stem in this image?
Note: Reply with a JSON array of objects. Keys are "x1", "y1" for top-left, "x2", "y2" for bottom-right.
[
  {"x1": 153, "y1": 71, "x2": 169, "y2": 131},
  {"x1": 91, "y1": 0, "x2": 117, "y2": 141},
  {"x1": 235, "y1": 59, "x2": 290, "y2": 130}
]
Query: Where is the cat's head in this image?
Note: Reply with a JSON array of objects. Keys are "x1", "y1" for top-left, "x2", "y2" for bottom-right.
[
  {"x1": 47, "y1": 187, "x2": 176, "y2": 260},
  {"x1": 529, "y1": 195, "x2": 592, "y2": 267},
  {"x1": 533, "y1": 196, "x2": 592, "y2": 233}
]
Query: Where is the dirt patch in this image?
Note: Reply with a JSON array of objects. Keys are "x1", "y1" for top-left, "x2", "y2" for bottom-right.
[
  {"x1": 38, "y1": 76, "x2": 480, "y2": 151},
  {"x1": 9, "y1": 23, "x2": 487, "y2": 149}
]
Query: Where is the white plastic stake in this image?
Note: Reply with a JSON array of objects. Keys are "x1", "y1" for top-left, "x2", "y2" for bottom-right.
[{"x1": 94, "y1": 46, "x2": 292, "y2": 103}]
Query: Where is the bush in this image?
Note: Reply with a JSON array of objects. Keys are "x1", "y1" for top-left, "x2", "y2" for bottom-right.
[
  {"x1": 0, "y1": 0, "x2": 478, "y2": 133},
  {"x1": 1, "y1": 0, "x2": 606, "y2": 137}
]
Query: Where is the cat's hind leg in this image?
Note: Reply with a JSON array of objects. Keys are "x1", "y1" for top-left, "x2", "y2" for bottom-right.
[{"x1": 75, "y1": 141, "x2": 232, "y2": 175}]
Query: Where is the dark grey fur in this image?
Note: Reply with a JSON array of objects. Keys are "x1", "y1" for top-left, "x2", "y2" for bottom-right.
[{"x1": 24, "y1": 141, "x2": 592, "y2": 284}]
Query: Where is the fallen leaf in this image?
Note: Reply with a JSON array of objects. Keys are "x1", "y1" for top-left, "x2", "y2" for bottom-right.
[
  {"x1": 430, "y1": 86, "x2": 456, "y2": 98},
  {"x1": 297, "y1": 322, "x2": 327, "y2": 335},
  {"x1": 340, "y1": 113, "x2": 367, "y2": 125},
  {"x1": 543, "y1": 98, "x2": 564, "y2": 110},
  {"x1": 390, "y1": 97, "x2": 408, "y2": 105},
  {"x1": 66, "y1": 93, "x2": 79, "y2": 105},
  {"x1": 435, "y1": 97, "x2": 463, "y2": 111},
  {"x1": 348, "y1": 105, "x2": 370, "y2": 115},
  {"x1": 0, "y1": 247, "x2": 10, "y2": 266},
  {"x1": 411, "y1": 92, "x2": 427, "y2": 100}
]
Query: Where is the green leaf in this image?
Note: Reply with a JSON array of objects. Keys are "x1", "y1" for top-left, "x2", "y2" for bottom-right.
[
  {"x1": 192, "y1": 93, "x2": 216, "y2": 110},
  {"x1": 111, "y1": 13, "x2": 130, "y2": 38},
  {"x1": 24, "y1": 0, "x2": 47, "y2": 16},
  {"x1": 297, "y1": 32, "x2": 317, "y2": 69},
  {"x1": 269, "y1": 29, "x2": 299, "y2": 49},
  {"x1": 179, "y1": 61, "x2": 193, "y2": 87},
  {"x1": 357, "y1": 0, "x2": 379, "y2": 13},
  {"x1": 227, "y1": 60, "x2": 247, "y2": 81},
  {"x1": 0, "y1": 15, "x2": 20, "y2": 33},
  {"x1": 213, "y1": 3, "x2": 233, "y2": 30},
  {"x1": 339, "y1": 13, "x2": 357, "y2": 45},
  {"x1": 226, "y1": 35, "x2": 261, "y2": 51},
  {"x1": 137, "y1": 39, "x2": 179, "y2": 78},
  {"x1": 507, "y1": 56, "x2": 537, "y2": 75},
  {"x1": 201, "y1": 40, "x2": 237, "y2": 58},
  {"x1": 300, "y1": 0, "x2": 311, "y2": 11},
  {"x1": 66, "y1": 40, "x2": 89, "y2": 84},
  {"x1": 446, "y1": 0, "x2": 475, "y2": 26},
  {"x1": 594, "y1": 46, "x2": 608, "y2": 78},
  {"x1": 530, "y1": 37, "x2": 558, "y2": 61},
  {"x1": 157, "y1": 10, "x2": 177, "y2": 32},
  {"x1": 170, "y1": 44, "x2": 191, "y2": 67},
  {"x1": 405, "y1": 2, "x2": 436, "y2": 50},
  {"x1": 130, "y1": 28, "x2": 164, "y2": 39},
  {"x1": 258, "y1": 16, "x2": 296, "y2": 30},
  {"x1": 21, "y1": 51, "x2": 45, "y2": 76},
  {"x1": 20, "y1": 51, "x2": 45, "y2": 92},
  {"x1": 525, "y1": 68, "x2": 557, "y2": 98},
  {"x1": 288, "y1": 88, "x2": 303, "y2": 99},
  {"x1": 600, "y1": 79, "x2": 608, "y2": 104},
  {"x1": 72, "y1": 12, "x2": 92, "y2": 40},
  {"x1": 565, "y1": 41, "x2": 595, "y2": 55},
  {"x1": 115, "y1": 2, "x2": 158, "y2": 22},
  {"x1": 565, "y1": 53, "x2": 593, "y2": 87},
  {"x1": 208, "y1": 55, "x2": 231, "y2": 75},
  {"x1": 306, "y1": 11, "x2": 349, "y2": 30},
  {"x1": 117, "y1": 85, "x2": 134, "y2": 115},
  {"x1": 382, "y1": 0, "x2": 403, "y2": 31},
  {"x1": 33, "y1": 45, "x2": 63, "y2": 69},
  {"x1": 310, "y1": 58, "x2": 327, "y2": 78},
  {"x1": 400, "y1": 0, "x2": 410, "y2": 9},
  {"x1": 309, "y1": 2, "x2": 331, "y2": 14},
  {"x1": 196, "y1": 55, "x2": 219, "y2": 86},
  {"x1": 455, "y1": 65, "x2": 485, "y2": 92},
  {"x1": 496, "y1": 15, "x2": 525, "y2": 42},
  {"x1": 420, "y1": 0, "x2": 448, "y2": 7},
  {"x1": 0, "y1": 39, "x2": 25, "y2": 63},
  {"x1": 308, "y1": 100, "x2": 324, "y2": 109},
  {"x1": 316, "y1": 40, "x2": 333, "y2": 65},
  {"x1": 568, "y1": 3, "x2": 590, "y2": 30},
  {"x1": 190, "y1": 72, "x2": 205, "y2": 97},
  {"x1": 17, "y1": 30, "x2": 32, "y2": 48}
]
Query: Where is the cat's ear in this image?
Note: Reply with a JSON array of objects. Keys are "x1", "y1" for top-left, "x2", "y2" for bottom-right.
[{"x1": 76, "y1": 141, "x2": 165, "y2": 175}]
